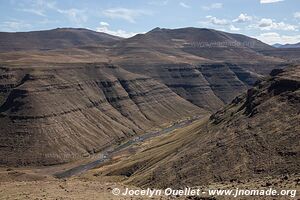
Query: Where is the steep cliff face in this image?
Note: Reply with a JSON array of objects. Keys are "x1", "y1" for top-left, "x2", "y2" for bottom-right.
[
  {"x1": 103, "y1": 66, "x2": 300, "y2": 188},
  {"x1": 0, "y1": 63, "x2": 203, "y2": 166},
  {"x1": 197, "y1": 64, "x2": 257, "y2": 104},
  {"x1": 121, "y1": 63, "x2": 262, "y2": 111}
]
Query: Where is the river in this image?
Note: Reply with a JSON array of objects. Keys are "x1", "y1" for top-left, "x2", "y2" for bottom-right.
[{"x1": 54, "y1": 115, "x2": 204, "y2": 179}]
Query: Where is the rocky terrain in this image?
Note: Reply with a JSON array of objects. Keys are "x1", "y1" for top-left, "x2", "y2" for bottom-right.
[
  {"x1": 0, "y1": 167, "x2": 298, "y2": 199},
  {"x1": 0, "y1": 27, "x2": 299, "y2": 200},
  {"x1": 0, "y1": 27, "x2": 297, "y2": 166},
  {"x1": 0, "y1": 63, "x2": 203, "y2": 166},
  {"x1": 99, "y1": 66, "x2": 300, "y2": 189}
]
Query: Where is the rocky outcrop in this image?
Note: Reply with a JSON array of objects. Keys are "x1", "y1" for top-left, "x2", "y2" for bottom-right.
[{"x1": 122, "y1": 63, "x2": 262, "y2": 111}]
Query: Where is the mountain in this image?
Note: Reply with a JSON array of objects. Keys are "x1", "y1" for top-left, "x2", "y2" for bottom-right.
[
  {"x1": 0, "y1": 63, "x2": 204, "y2": 166},
  {"x1": 114, "y1": 27, "x2": 274, "y2": 64},
  {"x1": 0, "y1": 28, "x2": 122, "y2": 52},
  {"x1": 125, "y1": 27, "x2": 273, "y2": 50},
  {"x1": 0, "y1": 27, "x2": 292, "y2": 166},
  {"x1": 103, "y1": 65, "x2": 300, "y2": 188},
  {"x1": 112, "y1": 27, "x2": 284, "y2": 110},
  {"x1": 0, "y1": 27, "x2": 285, "y2": 112},
  {"x1": 272, "y1": 42, "x2": 300, "y2": 48},
  {"x1": 280, "y1": 42, "x2": 300, "y2": 48},
  {"x1": 272, "y1": 43, "x2": 283, "y2": 48}
]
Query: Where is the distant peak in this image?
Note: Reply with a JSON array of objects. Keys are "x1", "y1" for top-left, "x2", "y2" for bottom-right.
[
  {"x1": 149, "y1": 27, "x2": 162, "y2": 32},
  {"x1": 53, "y1": 27, "x2": 89, "y2": 31},
  {"x1": 153, "y1": 27, "x2": 161, "y2": 30}
]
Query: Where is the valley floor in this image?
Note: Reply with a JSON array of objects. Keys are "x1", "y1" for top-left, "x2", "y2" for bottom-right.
[{"x1": 0, "y1": 116, "x2": 299, "y2": 200}]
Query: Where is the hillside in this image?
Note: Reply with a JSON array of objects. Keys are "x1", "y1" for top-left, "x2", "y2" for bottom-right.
[
  {"x1": 0, "y1": 63, "x2": 204, "y2": 166},
  {"x1": 0, "y1": 28, "x2": 122, "y2": 52},
  {"x1": 259, "y1": 48, "x2": 300, "y2": 63},
  {"x1": 101, "y1": 65, "x2": 300, "y2": 188},
  {"x1": 112, "y1": 28, "x2": 285, "y2": 110},
  {"x1": 114, "y1": 27, "x2": 275, "y2": 63}
]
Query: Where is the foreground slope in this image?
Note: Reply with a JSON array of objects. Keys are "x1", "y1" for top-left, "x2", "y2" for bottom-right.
[
  {"x1": 103, "y1": 65, "x2": 300, "y2": 188},
  {"x1": 0, "y1": 63, "x2": 203, "y2": 166}
]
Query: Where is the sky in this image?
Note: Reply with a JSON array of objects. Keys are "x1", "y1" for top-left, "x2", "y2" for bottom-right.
[{"x1": 0, "y1": 0, "x2": 300, "y2": 44}]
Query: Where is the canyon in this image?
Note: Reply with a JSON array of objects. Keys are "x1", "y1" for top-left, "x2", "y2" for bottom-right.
[
  {"x1": 0, "y1": 27, "x2": 291, "y2": 166},
  {"x1": 0, "y1": 27, "x2": 299, "y2": 199}
]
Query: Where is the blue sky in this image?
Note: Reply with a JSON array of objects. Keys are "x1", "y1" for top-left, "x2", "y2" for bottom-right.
[{"x1": 0, "y1": 0, "x2": 299, "y2": 44}]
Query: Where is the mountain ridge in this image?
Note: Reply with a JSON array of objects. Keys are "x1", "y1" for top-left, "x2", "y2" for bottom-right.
[
  {"x1": 272, "y1": 42, "x2": 300, "y2": 48},
  {"x1": 0, "y1": 28, "x2": 122, "y2": 52}
]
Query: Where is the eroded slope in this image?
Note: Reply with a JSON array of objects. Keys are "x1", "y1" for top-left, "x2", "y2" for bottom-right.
[
  {"x1": 0, "y1": 63, "x2": 204, "y2": 166},
  {"x1": 102, "y1": 66, "x2": 300, "y2": 188}
]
